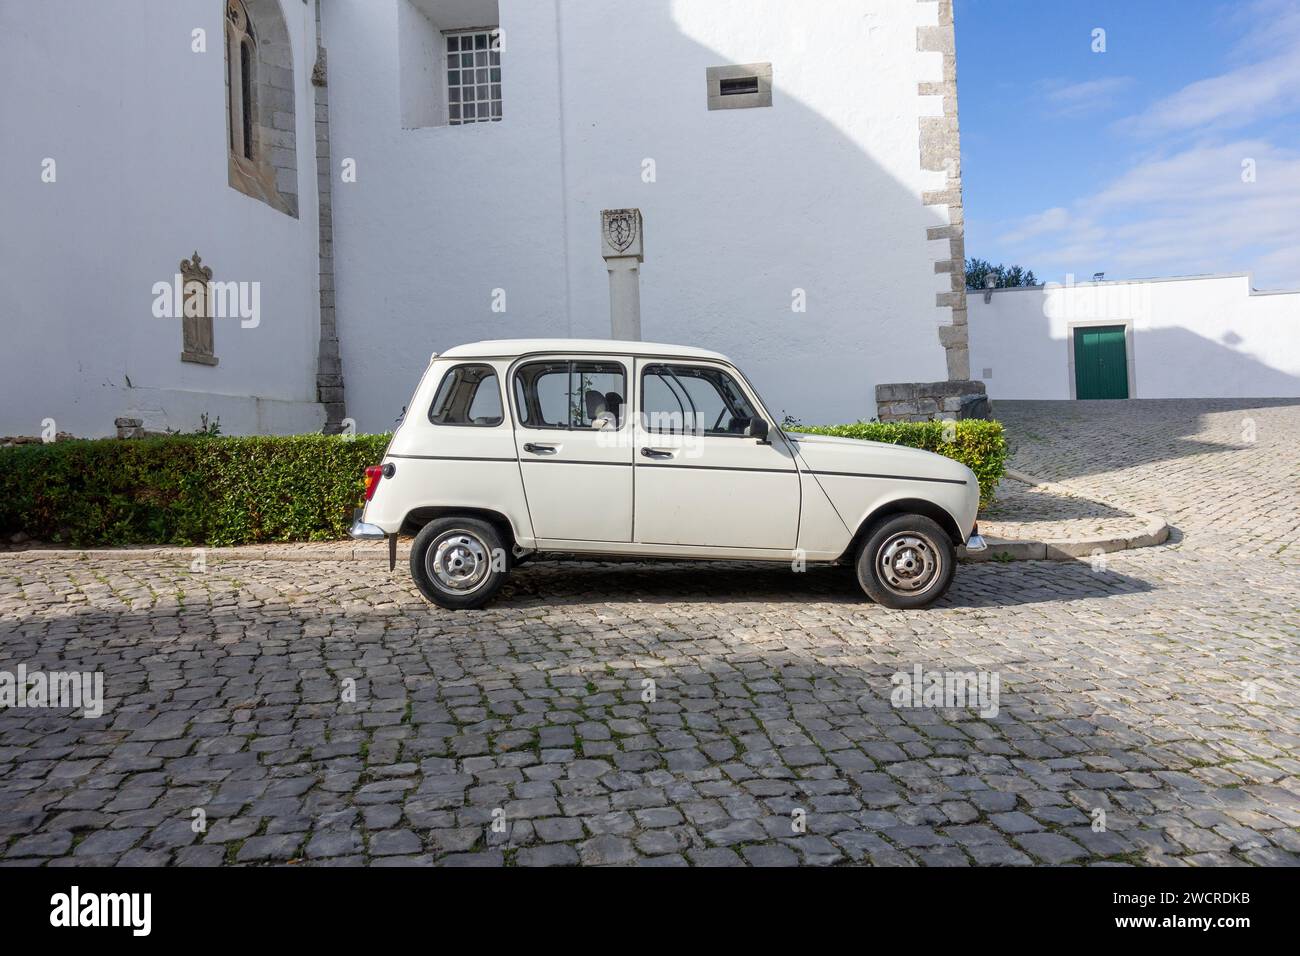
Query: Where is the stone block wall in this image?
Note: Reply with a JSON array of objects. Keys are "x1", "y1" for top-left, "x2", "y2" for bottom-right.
[
  {"x1": 917, "y1": 0, "x2": 968, "y2": 381},
  {"x1": 875, "y1": 380, "x2": 990, "y2": 422}
]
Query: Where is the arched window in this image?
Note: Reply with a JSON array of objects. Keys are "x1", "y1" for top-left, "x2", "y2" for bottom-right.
[
  {"x1": 223, "y1": 0, "x2": 298, "y2": 217},
  {"x1": 226, "y1": 0, "x2": 256, "y2": 161}
]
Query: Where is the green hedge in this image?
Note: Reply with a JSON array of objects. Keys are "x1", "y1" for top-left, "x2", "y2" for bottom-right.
[
  {"x1": 0, "y1": 434, "x2": 391, "y2": 547},
  {"x1": 792, "y1": 419, "x2": 1006, "y2": 506},
  {"x1": 0, "y1": 420, "x2": 1005, "y2": 547}
]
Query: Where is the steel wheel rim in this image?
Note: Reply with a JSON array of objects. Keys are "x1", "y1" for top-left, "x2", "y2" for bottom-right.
[
  {"x1": 427, "y1": 529, "x2": 491, "y2": 593},
  {"x1": 876, "y1": 532, "x2": 940, "y2": 595}
]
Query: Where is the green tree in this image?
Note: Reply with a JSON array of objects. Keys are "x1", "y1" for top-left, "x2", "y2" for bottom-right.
[{"x1": 965, "y1": 258, "x2": 1038, "y2": 290}]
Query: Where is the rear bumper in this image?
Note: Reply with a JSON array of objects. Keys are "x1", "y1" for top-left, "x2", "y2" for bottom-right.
[{"x1": 350, "y1": 508, "x2": 387, "y2": 540}]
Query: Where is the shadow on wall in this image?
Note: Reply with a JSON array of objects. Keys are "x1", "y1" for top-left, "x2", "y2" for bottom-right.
[
  {"x1": 330, "y1": 0, "x2": 958, "y2": 430},
  {"x1": 1125, "y1": 325, "x2": 1300, "y2": 398},
  {"x1": 609, "y1": 0, "x2": 960, "y2": 424},
  {"x1": 980, "y1": 311, "x2": 1300, "y2": 402}
]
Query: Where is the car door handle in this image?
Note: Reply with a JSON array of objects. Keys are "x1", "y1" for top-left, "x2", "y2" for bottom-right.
[
  {"x1": 523, "y1": 443, "x2": 558, "y2": 455},
  {"x1": 640, "y1": 447, "x2": 675, "y2": 460}
]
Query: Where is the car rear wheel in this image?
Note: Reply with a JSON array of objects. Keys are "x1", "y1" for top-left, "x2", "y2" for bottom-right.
[
  {"x1": 410, "y1": 517, "x2": 508, "y2": 610},
  {"x1": 855, "y1": 514, "x2": 955, "y2": 609}
]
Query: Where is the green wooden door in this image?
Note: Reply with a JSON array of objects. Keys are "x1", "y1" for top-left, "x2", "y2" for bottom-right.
[{"x1": 1073, "y1": 326, "x2": 1129, "y2": 399}]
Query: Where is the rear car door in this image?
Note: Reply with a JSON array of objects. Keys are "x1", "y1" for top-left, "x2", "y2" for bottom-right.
[
  {"x1": 511, "y1": 354, "x2": 633, "y2": 543},
  {"x1": 633, "y1": 359, "x2": 800, "y2": 550}
]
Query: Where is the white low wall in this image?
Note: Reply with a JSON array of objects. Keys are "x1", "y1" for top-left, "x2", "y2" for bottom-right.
[{"x1": 969, "y1": 274, "x2": 1300, "y2": 400}]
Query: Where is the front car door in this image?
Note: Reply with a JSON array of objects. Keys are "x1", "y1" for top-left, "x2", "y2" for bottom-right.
[
  {"x1": 511, "y1": 354, "x2": 633, "y2": 543},
  {"x1": 633, "y1": 359, "x2": 800, "y2": 551}
]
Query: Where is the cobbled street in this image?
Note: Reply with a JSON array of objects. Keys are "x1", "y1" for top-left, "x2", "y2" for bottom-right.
[{"x1": 1, "y1": 400, "x2": 1297, "y2": 867}]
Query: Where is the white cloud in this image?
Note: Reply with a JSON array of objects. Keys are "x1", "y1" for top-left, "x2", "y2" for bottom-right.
[
  {"x1": 1001, "y1": 141, "x2": 1300, "y2": 289},
  {"x1": 1040, "y1": 77, "x2": 1132, "y2": 117},
  {"x1": 1121, "y1": 0, "x2": 1300, "y2": 135},
  {"x1": 1121, "y1": 55, "x2": 1300, "y2": 135},
  {"x1": 996, "y1": 206, "x2": 1071, "y2": 245},
  {"x1": 993, "y1": 0, "x2": 1300, "y2": 290}
]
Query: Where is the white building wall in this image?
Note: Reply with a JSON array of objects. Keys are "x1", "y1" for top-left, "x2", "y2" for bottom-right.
[
  {"x1": 0, "y1": 0, "x2": 324, "y2": 438},
  {"x1": 969, "y1": 275, "x2": 1300, "y2": 400},
  {"x1": 326, "y1": 0, "x2": 955, "y2": 431}
]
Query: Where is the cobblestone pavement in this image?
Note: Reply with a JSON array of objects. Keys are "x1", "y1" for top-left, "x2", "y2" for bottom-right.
[
  {"x1": 979, "y1": 476, "x2": 1147, "y2": 544},
  {"x1": 1, "y1": 400, "x2": 1297, "y2": 867},
  {"x1": 996, "y1": 399, "x2": 1300, "y2": 561}
]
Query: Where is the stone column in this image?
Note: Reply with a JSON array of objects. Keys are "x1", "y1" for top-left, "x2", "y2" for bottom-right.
[
  {"x1": 601, "y1": 209, "x2": 644, "y2": 341},
  {"x1": 313, "y1": 0, "x2": 347, "y2": 433}
]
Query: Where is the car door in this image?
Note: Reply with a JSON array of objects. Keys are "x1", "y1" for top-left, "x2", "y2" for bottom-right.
[
  {"x1": 633, "y1": 359, "x2": 800, "y2": 550},
  {"x1": 511, "y1": 354, "x2": 633, "y2": 543}
]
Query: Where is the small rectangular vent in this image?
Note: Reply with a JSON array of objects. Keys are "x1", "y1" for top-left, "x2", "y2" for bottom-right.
[
  {"x1": 706, "y1": 63, "x2": 773, "y2": 110},
  {"x1": 719, "y1": 76, "x2": 759, "y2": 96}
]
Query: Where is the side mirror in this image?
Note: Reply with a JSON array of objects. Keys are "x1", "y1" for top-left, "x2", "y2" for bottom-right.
[{"x1": 745, "y1": 417, "x2": 771, "y2": 444}]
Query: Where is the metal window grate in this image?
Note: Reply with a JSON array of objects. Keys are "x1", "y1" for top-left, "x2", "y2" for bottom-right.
[{"x1": 446, "y1": 30, "x2": 501, "y2": 125}]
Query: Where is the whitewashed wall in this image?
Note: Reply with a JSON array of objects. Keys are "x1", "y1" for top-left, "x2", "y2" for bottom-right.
[
  {"x1": 326, "y1": 0, "x2": 956, "y2": 431},
  {"x1": 0, "y1": 0, "x2": 324, "y2": 438},
  {"x1": 969, "y1": 275, "x2": 1300, "y2": 400}
]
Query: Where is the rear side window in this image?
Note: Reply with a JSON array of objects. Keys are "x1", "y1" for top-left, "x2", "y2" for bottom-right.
[
  {"x1": 513, "y1": 360, "x2": 627, "y2": 430},
  {"x1": 428, "y1": 364, "x2": 503, "y2": 426}
]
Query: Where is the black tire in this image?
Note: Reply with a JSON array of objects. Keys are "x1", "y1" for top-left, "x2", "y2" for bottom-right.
[
  {"x1": 855, "y1": 514, "x2": 955, "y2": 609},
  {"x1": 410, "y1": 517, "x2": 509, "y2": 610}
]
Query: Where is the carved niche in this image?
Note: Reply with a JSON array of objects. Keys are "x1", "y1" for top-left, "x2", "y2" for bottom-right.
[{"x1": 180, "y1": 251, "x2": 218, "y2": 366}]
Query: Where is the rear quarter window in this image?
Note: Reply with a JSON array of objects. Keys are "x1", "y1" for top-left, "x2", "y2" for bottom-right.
[{"x1": 428, "y1": 364, "x2": 504, "y2": 426}]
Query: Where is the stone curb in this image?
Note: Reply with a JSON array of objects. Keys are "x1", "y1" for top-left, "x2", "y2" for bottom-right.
[{"x1": 959, "y1": 467, "x2": 1169, "y2": 563}]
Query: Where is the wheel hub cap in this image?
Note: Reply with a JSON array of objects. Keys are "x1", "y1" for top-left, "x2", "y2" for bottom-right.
[
  {"x1": 878, "y1": 533, "x2": 938, "y2": 594},
  {"x1": 428, "y1": 531, "x2": 490, "y2": 592}
]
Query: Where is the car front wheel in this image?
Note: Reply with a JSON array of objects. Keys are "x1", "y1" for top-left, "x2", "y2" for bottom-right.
[
  {"x1": 410, "y1": 517, "x2": 508, "y2": 610},
  {"x1": 855, "y1": 514, "x2": 955, "y2": 609}
]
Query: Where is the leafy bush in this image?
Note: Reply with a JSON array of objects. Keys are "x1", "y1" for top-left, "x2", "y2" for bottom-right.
[
  {"x1": 0, "y1": 420, "x2": 1006, "y2": 547},
  {"x1": 0, "y1": 434, "x2": 391, "y2": 547},
  {"x1": 791, "y1": 419, "x2": 1006, "y2": 506}
]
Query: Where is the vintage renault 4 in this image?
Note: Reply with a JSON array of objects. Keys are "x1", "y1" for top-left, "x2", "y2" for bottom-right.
[{"x1": 352, "y1": 339, "x2": 986, "y2": 610}]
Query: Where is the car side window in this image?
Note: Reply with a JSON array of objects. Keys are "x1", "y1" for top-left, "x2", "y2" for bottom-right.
[
  {"x1": 428, "y1": 364, "x2": 503, "y2": 426},
  {"x1": 514, "y1": 360, "x2": 627, "y2": 430},
  {"x1": 641, "y1": 364, "x2": 757, "y2": 436}
]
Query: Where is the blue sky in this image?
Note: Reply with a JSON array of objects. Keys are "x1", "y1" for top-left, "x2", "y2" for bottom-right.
[{"x1": 954, "y1": 0, "x2": 1300, "y2": 290}]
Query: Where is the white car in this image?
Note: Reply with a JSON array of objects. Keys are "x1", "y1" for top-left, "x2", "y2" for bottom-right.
[{"x1": 352, "y1": 339, "x2": 986, "y2": 610}]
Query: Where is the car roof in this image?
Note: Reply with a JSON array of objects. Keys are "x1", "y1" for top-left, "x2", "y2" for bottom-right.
[{"x1": 437, "y1": 339, "x2": 732, "y2": 363}]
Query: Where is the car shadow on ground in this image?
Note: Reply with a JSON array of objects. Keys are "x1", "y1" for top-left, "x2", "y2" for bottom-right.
[{"x1": 491, "y1": 557, "x2": 1154, "y2": 610}]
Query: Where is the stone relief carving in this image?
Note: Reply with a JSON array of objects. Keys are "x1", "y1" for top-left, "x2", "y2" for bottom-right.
[
  {"x1": 180, "y1": 251, "x2": 217, "y2": 366},
  {"x1": 601, "y1": 208, "x2": 643, "y2": 259}
]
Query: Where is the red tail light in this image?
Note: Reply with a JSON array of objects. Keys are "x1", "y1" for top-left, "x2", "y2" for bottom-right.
[{"x1": 363, "y1": 465, "x2": 383, "y2": 501}]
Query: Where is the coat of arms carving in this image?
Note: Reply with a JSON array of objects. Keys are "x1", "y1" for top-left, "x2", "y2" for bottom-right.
[
  {"x1": 604, "y1": 211, "x2": 637, "y2": 253},
  {"x1": 601, "y1": 208, "x2": 643, "y2": 258}
]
